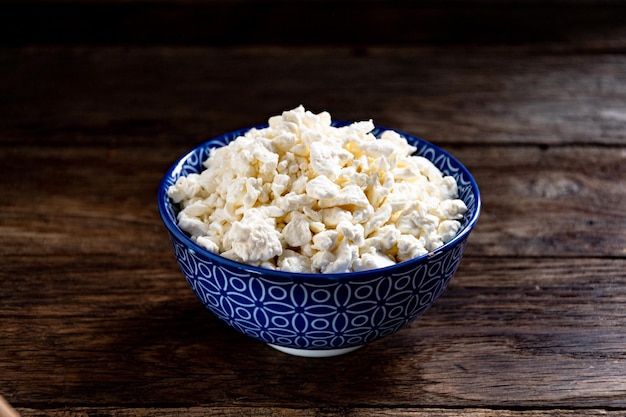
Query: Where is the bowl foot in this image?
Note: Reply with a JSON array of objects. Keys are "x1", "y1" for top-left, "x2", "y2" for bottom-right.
[{"x1": 267, "y1": 343, "x2": 363, "y2": 357}]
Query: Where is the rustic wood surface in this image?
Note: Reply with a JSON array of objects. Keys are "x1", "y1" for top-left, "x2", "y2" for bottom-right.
[{"x1": 1, "y1": 1, "x2": 626, "y2": 416}]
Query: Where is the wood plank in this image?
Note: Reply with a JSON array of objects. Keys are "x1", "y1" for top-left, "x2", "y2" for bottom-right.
[
  {"x1": 1, "y1": 257, "x2": 625, "y2": 408},
  {"x1": 1, "y1": 46, "x2": 626, "y2": 147},
  {"x1": 1, "y1": 144, "x2": 623, "y2": 258},
  {"x1": 458, "y1": 145, "x2": 626, "y2": 257},
  {"x1": 14, "y1": 407, "x2": 626, "y2": 417},
  {"x1": 1, "y1": 42, "x2": 625, "y2": 416}
]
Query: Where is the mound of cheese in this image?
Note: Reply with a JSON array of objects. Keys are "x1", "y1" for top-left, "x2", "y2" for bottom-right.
[{"x1": 167, "y1": 106, "x2": 467, "y2": 273}]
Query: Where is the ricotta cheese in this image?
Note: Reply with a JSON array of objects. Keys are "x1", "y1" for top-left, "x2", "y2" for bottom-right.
[{"x1": 167, "y1": 105, "x2": 467, "y2": 273}]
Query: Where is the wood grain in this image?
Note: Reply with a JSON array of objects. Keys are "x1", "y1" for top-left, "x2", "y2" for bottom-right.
[
  {"x1": 1, "y1": 256, "x2": 625, "y2": 408},
  {"x1": 1, "y1": 5, "x2": 626, "y2": 414},
  {"x1": 14, "y1": 408, "x2": 626, "y2": 417},
  {"x1": 1, "y1": 144, "x2": 623, "y2": 259},
  {"x1": 1, "y1": 46, "x2": 626, "y2": 148}
]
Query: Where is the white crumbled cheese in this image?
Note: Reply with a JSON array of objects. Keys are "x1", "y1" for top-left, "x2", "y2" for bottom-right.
[
  {"x1": 278, "y1": 249, "x2": 312, "y2": 273},
  {"x1": 305, "y1": 175, "x2": 341, "y2": 200},
  {"x1": 353, "y1": 247, "x2": 396, "y2": 272},
  {"x1": 168, "y1": 105, "x2": 467, "y2": 273},
  {"x1": 221, "y1": 208, "x2": 284, "y2": 263},
  {"x1": 282, "y1": 212, "x2": 313, "y2": 247}
]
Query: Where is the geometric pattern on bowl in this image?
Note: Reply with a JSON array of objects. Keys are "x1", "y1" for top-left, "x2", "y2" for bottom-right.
[{"x1": 170, "y1": 231, "x2": 466, "y2": 350}]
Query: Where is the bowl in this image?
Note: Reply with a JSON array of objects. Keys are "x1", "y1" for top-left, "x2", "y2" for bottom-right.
[{"x1": 158, "y1": 122, "x2": 481, "y2": 357}]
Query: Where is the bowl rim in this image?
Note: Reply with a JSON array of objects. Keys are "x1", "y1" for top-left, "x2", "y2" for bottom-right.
[{"x1": 158, "y1": 122, "x2": 481, "y2": 280}]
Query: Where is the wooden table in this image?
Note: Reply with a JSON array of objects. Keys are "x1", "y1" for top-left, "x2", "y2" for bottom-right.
[{"x1": 1, "y1": 1, "x2": 626, "y2": 416}]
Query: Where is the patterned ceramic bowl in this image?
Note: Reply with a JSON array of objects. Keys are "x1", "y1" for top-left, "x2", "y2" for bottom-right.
[{"x1": 158, "y1": 123, "x2": 480, "y2": 357}]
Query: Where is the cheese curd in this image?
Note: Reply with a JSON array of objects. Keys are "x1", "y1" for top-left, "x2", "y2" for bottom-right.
[{"x1": 167, "y1": 105, "x2": 467, "y2": 273}]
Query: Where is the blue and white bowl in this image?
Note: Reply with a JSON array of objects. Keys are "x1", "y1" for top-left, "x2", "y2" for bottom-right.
[{"x1": 158, "y1": 123, "x2": 481, "y2": 357}]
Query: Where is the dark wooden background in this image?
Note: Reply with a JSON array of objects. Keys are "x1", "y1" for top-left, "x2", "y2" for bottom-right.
[
  {"x1": 1, "y1": 1, "x2": 625, "y2": 416},
  {"x1": 2, "y1": 0, "x2": 626, "y2": 47}
]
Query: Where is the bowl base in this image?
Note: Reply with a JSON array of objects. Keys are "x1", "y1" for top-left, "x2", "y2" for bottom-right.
[{"x1": 267, "y1": 344, "x2": 363, "y2": 358}]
